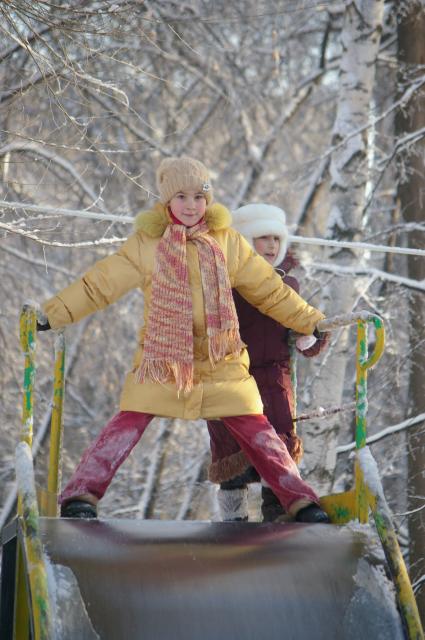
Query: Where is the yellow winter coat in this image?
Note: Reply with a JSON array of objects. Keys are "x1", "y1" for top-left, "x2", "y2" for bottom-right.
[{"x1": 43, "y1": 203, "x2": 324, "y2": 420}]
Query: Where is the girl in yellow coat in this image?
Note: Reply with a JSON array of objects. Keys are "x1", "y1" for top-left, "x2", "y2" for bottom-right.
[{"x1": 39, "y1": 156, "x2": 329, "y2": 523}]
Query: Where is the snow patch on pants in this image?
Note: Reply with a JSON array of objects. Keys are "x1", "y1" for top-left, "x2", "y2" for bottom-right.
[{"x1": 253, "y1": 431, "x2": 283, "y2": 454}]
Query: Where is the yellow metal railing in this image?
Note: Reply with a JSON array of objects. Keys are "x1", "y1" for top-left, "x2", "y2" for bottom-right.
[
  {"x1": 46, "y1": 332, "x2": 66, "y2": 516},
  {"x1": 357, "y1": 448, "x2": 423, "y2": 640},
  {"x1": 15, "y1": 305, "x2": 53, "y2": 639},
  {"x1": 318, "y1": 312, "x2": 423, "y2": 640}
]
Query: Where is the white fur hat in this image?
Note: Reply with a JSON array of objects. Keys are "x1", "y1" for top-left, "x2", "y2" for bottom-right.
[{"x1": 232, "y1": 204, "x2": 289, "y2": 267}]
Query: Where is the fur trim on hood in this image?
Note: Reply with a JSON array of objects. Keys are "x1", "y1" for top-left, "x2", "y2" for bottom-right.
[
  {"x1": 134, "y1": 202, "x2": 232, "y2": 237},
  {"x1": 232, "y1": 204, "x2": 289, "y2": 267}
]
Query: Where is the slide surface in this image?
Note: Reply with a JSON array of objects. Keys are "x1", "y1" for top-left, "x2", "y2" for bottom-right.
[{"x1": 36, "y1": 518, "x2": 404, "y2": 640}]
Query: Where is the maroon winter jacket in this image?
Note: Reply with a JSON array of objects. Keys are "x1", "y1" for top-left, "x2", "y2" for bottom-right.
[
  {"x1": 207, "y1": 253, "x2": 304, "y2": 483},
  {"x1": 234, "y1": 253, "x2": 298, "y2": 437}
]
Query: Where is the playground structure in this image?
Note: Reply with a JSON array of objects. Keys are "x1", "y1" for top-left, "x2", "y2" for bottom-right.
[{"x1": 0, "y1": 305, "x2": 423, "y2": 639}]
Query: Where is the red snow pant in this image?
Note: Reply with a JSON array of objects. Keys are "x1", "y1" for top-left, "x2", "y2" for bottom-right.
[{"x1": 59, "y1": 411, "x2": 319, "y2": 514}]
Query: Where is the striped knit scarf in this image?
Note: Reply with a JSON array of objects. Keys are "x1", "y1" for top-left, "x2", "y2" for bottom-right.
[{"x1": 136, "y1": 220, "x2": 244, "y2": 394}]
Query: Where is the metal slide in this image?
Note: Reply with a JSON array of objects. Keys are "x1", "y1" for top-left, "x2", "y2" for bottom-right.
[
  {"x1": 0, "y1": 307, "x2": 423, "y2": 640},
  {"x1": 2, "y1": 517, "x2": 405, "y2": 640}
]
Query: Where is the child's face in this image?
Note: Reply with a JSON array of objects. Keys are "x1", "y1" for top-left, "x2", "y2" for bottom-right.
[
  {"x1": 169, "y1": 190, "x2": 207, "y2": 226},
  {"x1": 253, "y1": 235, "x2": 280, "y2": 264}
]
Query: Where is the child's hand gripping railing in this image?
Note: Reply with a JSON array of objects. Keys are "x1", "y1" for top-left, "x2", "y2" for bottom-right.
[
  {"x1": 15, "y1": 303, "x2": 66, "y2": 639},
  {"x1": 316, "y1": 312, "x2": 423, "y2": 640}
]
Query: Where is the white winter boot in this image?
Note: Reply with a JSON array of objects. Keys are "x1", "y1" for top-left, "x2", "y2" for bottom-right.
[{"x1": 217, "y1": 487, "x2": 248, "y2": 521}]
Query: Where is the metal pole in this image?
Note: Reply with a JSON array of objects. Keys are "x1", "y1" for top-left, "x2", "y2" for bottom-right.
[{"x1": 46, "y1": 332, "x2": 66, "y2": 516}]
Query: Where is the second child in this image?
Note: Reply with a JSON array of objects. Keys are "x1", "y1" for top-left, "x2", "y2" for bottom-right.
[{"x1": 207, "y1": 204, "x2": 329, "y2": 522}]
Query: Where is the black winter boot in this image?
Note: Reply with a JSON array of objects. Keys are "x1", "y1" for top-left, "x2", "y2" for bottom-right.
[
  {"x1": 295, "y1": 504, "x2": 330, "y2": 524},
  {"x1": 261, "y1": 486, "x2": 285, "y2": 522},
  {"x1": 60, "y1": 500, "x2": 97, "y2": 519}
]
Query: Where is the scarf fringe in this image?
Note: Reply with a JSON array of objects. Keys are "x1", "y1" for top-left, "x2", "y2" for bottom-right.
[
  {"x1": 208, "y1": 329, "x2": 245, "y2": 365},
  {"x1": 136, "y1": 330, "x2": 244, "y2": 394},
  {"x1": 136, "y1": 359, "x2": 194, "y2": 395}
]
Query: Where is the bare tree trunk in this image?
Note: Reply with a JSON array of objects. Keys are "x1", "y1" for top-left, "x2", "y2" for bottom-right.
[
  {"x1": 302, "y1": 1, "x2": 385, "y2": 492},
  {"x1": 397, "y1": 4, "x2": 425, "y2": 622}
]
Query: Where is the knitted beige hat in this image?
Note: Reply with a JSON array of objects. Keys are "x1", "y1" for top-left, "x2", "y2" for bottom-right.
[{"x1": 156, "y1": 156, "x2": 213, "y2": 205}]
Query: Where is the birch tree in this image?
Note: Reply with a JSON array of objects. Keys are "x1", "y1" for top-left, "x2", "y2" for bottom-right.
[{"x1": 299, "y1": 1, "x2": 386, "y2": 492}]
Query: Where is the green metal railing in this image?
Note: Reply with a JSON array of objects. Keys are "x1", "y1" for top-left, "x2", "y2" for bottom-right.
[
  {"x1": 16, "y1": 305, "x2": 53, "y2": 640},
  {"x1": 317, "y1": 312, "x2": 423, "y2": 640}
]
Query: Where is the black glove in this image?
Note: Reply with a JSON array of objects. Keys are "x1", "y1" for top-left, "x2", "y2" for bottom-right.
[{"x1": 36, "y1": 319, "x2": 51, "y2": 332}]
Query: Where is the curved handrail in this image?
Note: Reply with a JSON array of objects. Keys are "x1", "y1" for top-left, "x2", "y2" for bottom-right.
[
  {"x1": 360, "y1": 315, "x2": 385, "y2": 371},
  {"x1": 316, "y1": 314, "x2": 423, "y2": 638},
  {"x1": 317, "y1": 311, "x2": 387, "y2": 520},
  {"x1": 317, "y1": 310, "x2": 376, "y2": 331},
  {"x1": 317, "y1": 311, "x2": 385, "y2": 372}
]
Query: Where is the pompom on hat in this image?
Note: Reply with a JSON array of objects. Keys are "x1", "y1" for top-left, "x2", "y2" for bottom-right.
[
  {"x1": 232, "y1": 203, "x2": 289, "y2": 267},
  {"x1": 156, "y1": 156, "x2": 213, "y2": 205}
]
